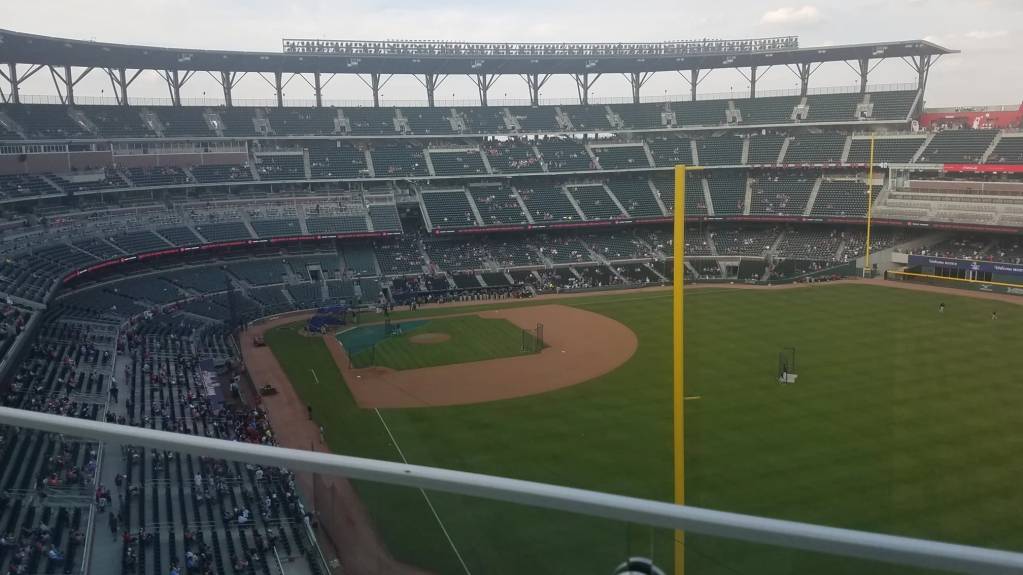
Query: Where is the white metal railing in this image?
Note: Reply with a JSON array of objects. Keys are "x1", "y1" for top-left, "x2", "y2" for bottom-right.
[{"x1": 0, "y1": 407, "x2": 1021, "y2": 574}]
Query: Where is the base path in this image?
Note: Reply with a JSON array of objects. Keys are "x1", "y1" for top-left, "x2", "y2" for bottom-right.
[
  {"x1": 240, "y1": 312, "x2": 430, "y2": 575},
  {"x1": 331, "y1": 304, "x2": 639, "y2": 408}
]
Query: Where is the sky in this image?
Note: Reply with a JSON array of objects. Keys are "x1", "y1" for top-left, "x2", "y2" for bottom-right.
[{"x1": 4, "y1": 0, "x2": 1022, "y2": 108}]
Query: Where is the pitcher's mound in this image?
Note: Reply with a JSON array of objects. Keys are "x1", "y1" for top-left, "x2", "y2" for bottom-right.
[{"x1": 409, "y1": 333, "x2": 451, "y2": 344}]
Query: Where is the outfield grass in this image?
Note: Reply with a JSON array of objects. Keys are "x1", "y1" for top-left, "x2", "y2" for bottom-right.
[
  {"x1": 266, "y1": 285, "x2": 1023, "y2": 575},
  {"x1": 348, "y1": 315, "x2": 539, "y2": 369}
]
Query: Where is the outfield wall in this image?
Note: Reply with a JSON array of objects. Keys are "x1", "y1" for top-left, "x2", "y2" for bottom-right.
[{"x1": 886, "y1": 269, "x2": 1023, "y2": 296}]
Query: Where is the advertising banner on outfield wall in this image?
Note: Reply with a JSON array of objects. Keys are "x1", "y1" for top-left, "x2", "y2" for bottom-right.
[{"x1": 908, "y1": 255, "x2": 1023, "y2": 277}]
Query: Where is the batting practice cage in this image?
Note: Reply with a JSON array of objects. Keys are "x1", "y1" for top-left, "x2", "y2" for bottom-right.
[{"x1": 521, "y1": 323, "x2": 544, "y2": 353}]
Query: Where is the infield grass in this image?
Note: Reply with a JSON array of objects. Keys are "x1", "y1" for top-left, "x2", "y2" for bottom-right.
[
  {"x1": 266, "y1": 285, "x2": 1023, "y2": 575},
  {"x1": 347, "y1": 314, "x2": 539, "y2": 369}
]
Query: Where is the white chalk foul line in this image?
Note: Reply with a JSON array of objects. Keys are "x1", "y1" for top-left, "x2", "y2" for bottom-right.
[
  {"x1": 309, "y1": 369, "x2": 319, "y2": 384},
  {"x1": 374, "y1": 408, "x2": 471, "y2": 575}
]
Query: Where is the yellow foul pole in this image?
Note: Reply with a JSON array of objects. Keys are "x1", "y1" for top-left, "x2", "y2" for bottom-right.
[
  {"x1": 864, "y1": 135, "x2": 875, "y2": 277},
  {"x1": 673, "y1": 165, "x2": 686, "y2": 575}
]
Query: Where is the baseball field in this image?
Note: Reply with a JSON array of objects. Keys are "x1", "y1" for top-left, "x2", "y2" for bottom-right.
[{"x1": 251, "y1": 281, "x2": 1023, "y2": 574}]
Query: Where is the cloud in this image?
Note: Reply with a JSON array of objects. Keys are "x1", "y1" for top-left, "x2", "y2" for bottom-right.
[
  {"x1": 964, "y1": 29, "x2": 1008, "y2": 40},
  {"x1": 760, "y1": 5, "x2": 821, "y2": 25}
]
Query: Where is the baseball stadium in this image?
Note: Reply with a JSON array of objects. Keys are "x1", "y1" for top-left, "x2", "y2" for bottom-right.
[{"x1": 0, "y1": 6, "x2": 1023, "y2": 575}]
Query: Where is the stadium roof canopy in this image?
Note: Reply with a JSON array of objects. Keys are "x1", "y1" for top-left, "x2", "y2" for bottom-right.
[
  {"x1": 0, "y1": 29, "x2": 956, "y2": 106},
  {"x1": 0, "y1": 29, "x2": 954, "y2": 74}
]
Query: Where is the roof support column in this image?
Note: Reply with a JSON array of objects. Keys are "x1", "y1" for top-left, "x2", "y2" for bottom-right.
[
  {"x1": 798, "y1": 62, "x2": 810, "y2": 96},
  {"x1": 572, "y1": 72, "x2": 601, "y2": 105},
  {"x1": 1, "y1": 63, "x2": 44, "y2": 104},
  {"x1": 735, "y1": 66, "x2": 770, "y2": 99},
  {"x1": 903, "y1": 54, "x2": 934, "y2": 96},
  {"x1": 158, "y1": 69, "x2": 196, "y2": 106},
  {"x1": 63, "y1": 66, "x2": 75, "y2": 105},
  {"x1": 678, "y1": 69, "x2": 709, "y2": 101},
  {"x1": 104, "y1": 68, "x2": 143, "y2": 106},
  {"x1": 119, "y1": 69, "x2": 128, "y2": 105},
  {"x1": 170, "y1": 69, "x2": 182, "y2": 106},
  {"x1": 785, "y1": 62, "x2": 820, "y2": 98},
  {"x1": 371, "y1": 73, "x2": 382, "y2": 107},
  {"x1": 843, "y1": 57, "x2": 883, "y2": 95},
  {"x1": 792, "y1": 62, "x2": 813, "y2": 97},
  {"x1": 901, "y1": 54, "x2": 939, "y2": 116},
  {"x1": 5, "y1": 64, "x2": 19, "y2": 104},
  {"x1": 222, "y1": 71, "x2": 235, "y2": 107},
  {"x1": 625, "y1": 72, "x2": 653, "y2": 104},
  {"x1": 257, "y1": 72, "x2": 294, "y2": 108},
  {"x1": 298, "y1": 72, "x2": 335, "y2": 107},
  {"x1": 470, "y1": 73, "x2": 500, "y2": 107},
  {"x1": 48, "y1": 65, "x2": 93, "y2": 105},
  {"x1": 414, "y1": 73, "x2": 449, "y2": 107},
  {"x1": 356, "y1": 73, "x2": 392, "y2": 107},
  {"x1": 521, "y1": 73, "x2": 552, "y2": 107}
]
